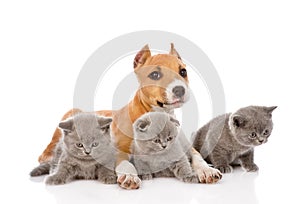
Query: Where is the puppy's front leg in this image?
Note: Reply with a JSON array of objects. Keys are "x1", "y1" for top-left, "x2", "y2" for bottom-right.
[
  {"x1": 115, "y1": 153, "x2": 141, "y2": 190},
  {"x1": 191, "y1": 148, "x2": 222, "y2": 183}
]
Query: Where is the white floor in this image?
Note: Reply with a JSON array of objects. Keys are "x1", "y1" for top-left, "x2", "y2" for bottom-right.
[
  {"x1": 28, "y1": 169, "x2": 260, "y2": 204},
  {"x1": 6, "y1": 157, "x2": 298, "y2": 204}
]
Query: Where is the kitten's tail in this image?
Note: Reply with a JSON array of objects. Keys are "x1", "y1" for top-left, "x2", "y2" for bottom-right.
[{"x1": 30, "y1": 162, "x2": 50, "y2": 177}]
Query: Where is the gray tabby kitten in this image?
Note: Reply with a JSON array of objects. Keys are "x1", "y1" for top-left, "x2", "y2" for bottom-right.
[
  {"x1": 132, "y1": 112, "x2": 199, "y2": 183},
  {"x1": 30, "y1": 113, "x2": 117, "y2": 185},
  {"x1": 192, "y1": 106, "x2": 277, "y2": 173}
]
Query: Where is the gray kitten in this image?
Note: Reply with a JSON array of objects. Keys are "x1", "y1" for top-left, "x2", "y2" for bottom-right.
[
  {"x1": 192, "y1": 105, "x2": 277, "y2": 173},
  {"x1": 132, "y1": 112, "x2": 199, "y2": 183},
  {"x1": 30, "y1": 113, "x2": 117, "y2": 185}
]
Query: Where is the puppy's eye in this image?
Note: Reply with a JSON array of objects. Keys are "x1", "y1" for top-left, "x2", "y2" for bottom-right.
[
  {"x1": 148, "y1": 71, "x2": 162, "y2": 80},
  {"x1": 153, "y1": 138, "x2": 161, "y2": 143},
  {"x1": 167, "y1": 137, "x2": 173, "y2": 141},
  {"x1": 92, "y1": 142, "x2": 99, "y2": 147},
  {"x1": 249, "y1": 132, "x2": 257, "y2": 138},
  {"x1": 76, "y1": 143, "x2": 83, "y2": 148},
  {"x1": 179, "y1": 68, "x2": 187, "y2": 78},
  {"x1": 263, "y1": 129, "x2": 269, "y2": 136}
]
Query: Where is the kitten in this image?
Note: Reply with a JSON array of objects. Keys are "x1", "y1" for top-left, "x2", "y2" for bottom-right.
[
  {"x1": 192, "y1": 105, "x2": 277, "y2": 173},
  {"x1": 30, "y1": 113, "x2": 117, "y2": 185},
  {"x1": 132, "y1": 112, "x2": 199, "y2": 183}
]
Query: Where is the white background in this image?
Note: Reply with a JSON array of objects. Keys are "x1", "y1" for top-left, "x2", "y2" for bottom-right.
[{"x1": 1, "y1": 1, "x2": 299, "y2": 204}]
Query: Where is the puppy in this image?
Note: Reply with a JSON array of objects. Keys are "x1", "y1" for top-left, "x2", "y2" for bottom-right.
[{"x1": 39, "y1": 44, "x2": 222, "y2": 189}]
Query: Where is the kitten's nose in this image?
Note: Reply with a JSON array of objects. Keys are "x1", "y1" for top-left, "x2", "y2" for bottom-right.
[
  {"x1": 161, "y1": 144, "x2": 167, "y2": 149},
  {"x1": 84, "y1": 149, "x2": 91, "y2": 155},
  {"x1": 258, "y1": 138, "x2": 265, "y2": 143}
]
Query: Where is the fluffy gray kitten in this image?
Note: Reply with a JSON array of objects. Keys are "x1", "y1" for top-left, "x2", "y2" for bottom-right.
[
  {"x1": 30, "y1": 113, "x2": 117, "y2": 185},
  {"x1": 192, "y1": 105, "x2": 277, "y2": 173},
  {"x1": 132, "y1": 112, "x2": 199, "y2": 183}
]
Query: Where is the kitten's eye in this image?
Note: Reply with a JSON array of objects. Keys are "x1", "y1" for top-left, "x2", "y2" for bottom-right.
[
  {"x1": 76, "y1": 143, "x2": 83, "y2": 148},
  {"x1": 250, "y1": 132, "x2": 257, "y2": 138},
  {"x1": 179, "y1": 68, "x2": 187, "y2": 78},
  {"x1": 167, "y1": 136, "x2": 173, "y2": 141},
  {"x1": 92, "y1": 142, "x2": 99, "y2": 147},
  {"x1": 263, "y1": 129, "x2": 269, "y2": 136},
  {"x1": 153, "y1": 138, "x2": 161, "y2": 143},
  {"x1": 148, "y1": 71, "x2": 162, "y2": 80}
]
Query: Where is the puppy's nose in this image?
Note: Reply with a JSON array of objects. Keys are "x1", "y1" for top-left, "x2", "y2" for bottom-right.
[{"x1": 172, "y1": 86, "x2": 185, "y2": 98}]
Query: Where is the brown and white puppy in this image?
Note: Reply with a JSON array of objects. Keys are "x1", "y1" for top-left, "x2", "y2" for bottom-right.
[{"x1": 38, "y1": 44, "x2": 222, "y2": 189}]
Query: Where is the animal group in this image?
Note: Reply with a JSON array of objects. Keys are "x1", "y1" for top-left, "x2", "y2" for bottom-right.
[{"x1": 30, "y1": 44, "x2": 276, "y2": 189}]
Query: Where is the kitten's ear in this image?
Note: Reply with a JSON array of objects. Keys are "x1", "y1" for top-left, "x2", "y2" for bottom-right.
[
  {"x1": 135, "y1": 116, "x2": 151, "y2": 132},
  {"x1": 169, "y1": 43, "x2": 182, "y2": 60},
  {"x1": 133, "y1": 44, "x2": 151, "y2": 69},
  {"x1": 97, "y1": 116, "x2": 113, "y2": 129},
  {"x1": 232, "y1": 115, "x2": 247, "y2": 128},
  {"x1": 58, "y1": 118, "x2": 74, "y2": 132},
  {"x1": 265, "y1": 106, "x2": 277, "y2": 115},
  {"x1": 170, "y1": 116, "x2": 180, "y2": 127}
]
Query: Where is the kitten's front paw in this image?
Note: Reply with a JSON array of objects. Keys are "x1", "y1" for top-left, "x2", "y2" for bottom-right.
[
  {"x1": 216, "y1": 165, "x2": 233, "y2": 174},
  {"x1": 243, "y1": 164, "x2": 259, "y2": 172},
  {"x1": 140, "y1": 174, "x2": 153, "y2": 180},
  {"x1": 182, "y1": 175, "x2": 200, "y2": 183},
  {"x1": 99, "y1": 175, "x2": 117, "y2": 184},
  {"x1": 117, "y1": 174, "x2": 141, "y2": 190},
  {"x1": 45, "y1": 175, "x2": 66, "y2": 185}
]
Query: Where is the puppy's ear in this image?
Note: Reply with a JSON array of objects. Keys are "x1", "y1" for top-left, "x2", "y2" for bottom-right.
[
  {"x1": 170, "y1": 116, "x2": 180, "y2": 127},
  {"x1": 97, "y1": 116, "x2": 113, "y2": 129},
  {"x1": 232, "y1": 115, "x2": 247, "y2": 128},
  {"x1": 134, "y1": 44, "x2": 151, "y2": 69},
  {"x1": 169, "y1": 43, "x2": 181, "y2": 60},
  {"x1": 59, "y1": 118, "x2": 74, "y2": 132},
  {"x1": 135, "y1": 116, "x2": 151, "y2": 132}
]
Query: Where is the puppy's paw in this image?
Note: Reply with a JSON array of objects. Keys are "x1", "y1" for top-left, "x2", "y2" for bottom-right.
[
  {"x1": 117, "y1": 174, "x2": 141, "y2": 190},
  {"x1": 195, "y1": 166, "x2": 222, "y2": 183},
  {"x1": 45, "y1": 175, "x2": 66, "y2": 185},
  {"x1": 243, "y1": 164, "x2": 259, "y2": 172},
  {"x1": 216, "y1": 165, "x2": 233, "y2": 174},
  {"x1": 38, "y1": 152, "x2": 53, "y2": 163}
]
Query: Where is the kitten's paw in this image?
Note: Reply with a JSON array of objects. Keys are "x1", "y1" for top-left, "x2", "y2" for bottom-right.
[
  {"x1": 117, "y1": 174, "x2": 141, "y2": 190},
  {"x1": 30, "y1": 163, "x2": 50, "y2": 177},
  {"x1": 182, "y1": 175, "x2": 200, "y2": 183},
  {"x1": 30, "y1": 168, "x2": 45, "y2": 177},
  {"x1": 216, "y1": 165, "x2": 233, "y2": 174},
  {"x1": 99, "y1": 175, "x2": 117, "y2": 184},
  {"x1": 195, "y1": 166, "x2": 222, "y2": 183},
  {"x1": 243, "y1": 164, "x2": 259, "y2": 172},
  {"x1": 45, "y1": 175, "x2": 66, "y2": 185},
  {"x1": 141, "y1": 174, "x2": 153, "y2": 180}
]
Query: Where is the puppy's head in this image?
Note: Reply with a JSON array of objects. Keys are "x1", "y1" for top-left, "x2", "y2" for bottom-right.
[{"x1": 134, "y1": 44, "x2": 189, "y2": 109}]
